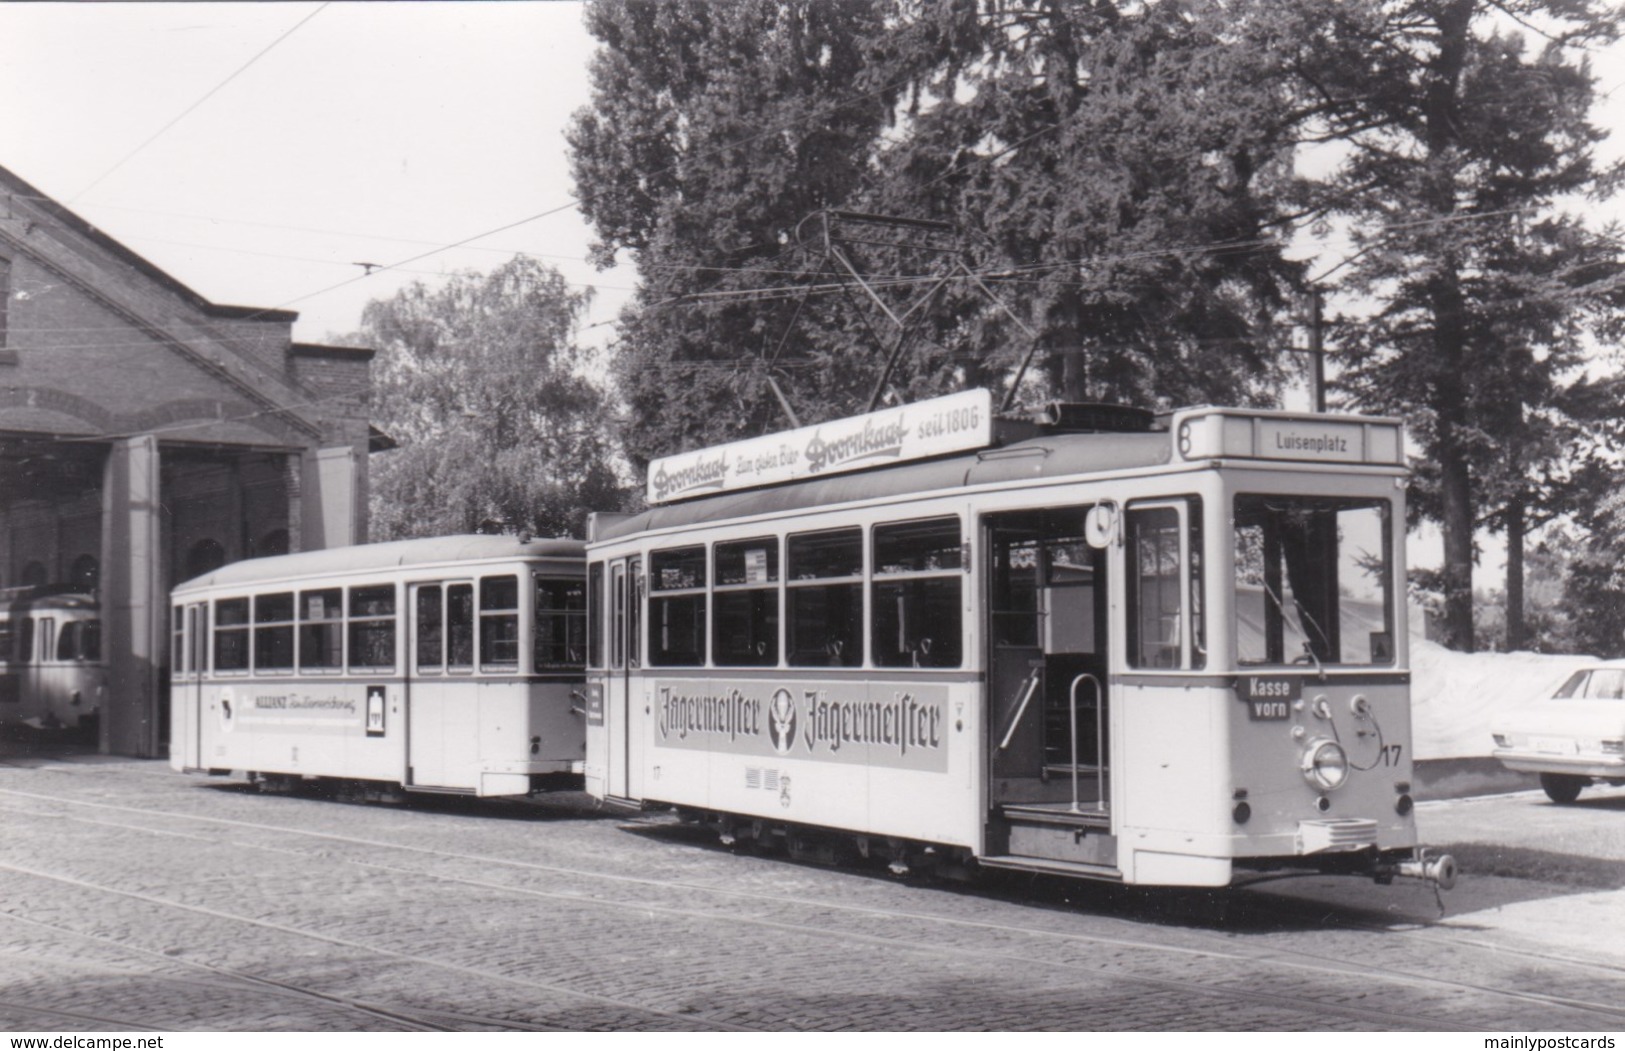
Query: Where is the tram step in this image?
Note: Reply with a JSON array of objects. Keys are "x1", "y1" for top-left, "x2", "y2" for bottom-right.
[
  {"x1": 978, "y1": 854, "x2": 1123, "y2": 881},
  {"x1": 1000, "y1": 802, "x2": 1111, "y2": 829}
]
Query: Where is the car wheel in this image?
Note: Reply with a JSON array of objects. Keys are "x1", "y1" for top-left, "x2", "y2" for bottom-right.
[{"x1": 1540, "y1": 772, "x2": 1585, "y2": 804}]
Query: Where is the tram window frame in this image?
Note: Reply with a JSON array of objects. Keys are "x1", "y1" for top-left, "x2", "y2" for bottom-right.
[
  {"x1": 586, "y1": 562, "x2": 604, "y2": 669},
  {"x1": 479, "y1": 575, "x2": 521, "y2": 672},
  {"x1": 416, "y1": 585, "x2": 445, "y2": 674},
  {"x1": 299, "y1": 588, "x2": 344, "y2": 673},
  {"x1": 1125, "y1": 499, "x2": 1205, "y2": 671},
  {"x1": 648, "y1": 546, "x2": 707, "y2": 667},
  {"x1": 447, "y1": 583, "x2": 475, "y2": 672},
  {"x1": 712, "y1": 537, "x2": 780, "y2": 667},
  {"x1": 348, "y1": 584, "x2": 397, "y2": 673},
  {"x1": 253, "y1": 592, "x2": 295, "y2": 673},
  {"x1": 57, "y1": 619, "x2": 101, "y2": 663},
  {"x1": 1233, "y1": 494, "x2": 1394, "y2": 668},
  {"x1": 37, "y1": 617, "x2": 54, "y2": 663},
  {"x1": 535, "y1": 574, "x2": 587, "y2": 670},
  {"x1": 213, "y1": 598, "x2": 250, "y2": 673},
  {"x1": 787, "y1": 528, "x2": 863, "y2": 668},
  {"x1": 871, "y1": 517, "x2": 963, "y2": 669}
]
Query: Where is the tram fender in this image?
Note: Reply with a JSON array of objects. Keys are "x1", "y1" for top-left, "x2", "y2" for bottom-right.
[{"x1": 1126, "y1": 850, "x2": 1232, "y2": 887}]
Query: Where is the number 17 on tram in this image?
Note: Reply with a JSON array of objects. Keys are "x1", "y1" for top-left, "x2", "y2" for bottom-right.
[{"x1": 583, "y1": 390, "x2": 1457, "y2": 890}]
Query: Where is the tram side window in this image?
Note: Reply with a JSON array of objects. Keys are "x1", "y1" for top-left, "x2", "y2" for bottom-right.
[
  {"x1": 535, "y1": 576, "x2": 587, "y2": 669},
  {"x1": 1126, "y1": 503, "x2": 1204, "y2": 670},
  {"x1": 214, "y1": 598, "x2": 250, "y2": 672},
  {"x1": 254, "y1": 593, "x2": 295, "y2": 672},
  {"x1": 649, "y1": 546, "x2": 706, "y2": 667},
  {"x1": 872, "y1": 518, "x2": 962, "y2": 669},
  {"x1": 349, "y1": 585, "x2": 396, "y2": 671},
  {"x1": 713, "y1": 538, "x2": 779, "y2": 667},
  {"x1": 171, "y1": 606, "x2": 184, "y2": 672},
  {"x1": 417, "y1": 586, "x2": 444, "y2": 672},
  {"x1": 299, "y1": 588, "x2": 343, "y2": 671},
  {"x1": 788, "y1": 528, "x2": 862, "y2": 667},
  {"x1": 479, "y1": 576, "x2": 520, "y2": 671},
  {"x1": 448, "y1": 584, "x2": 474, "y2": 670},
  {"x1": 586, "y1": 563, "x2": 604, "y2": 669},
  {"x1": 17, "y1": 618, "x2": 32, "y2": 666}
]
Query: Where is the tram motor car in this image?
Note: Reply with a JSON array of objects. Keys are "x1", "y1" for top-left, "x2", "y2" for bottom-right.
[
  {"x1": 0, "y1": 590, "x2": 107, "y2": 734},
  {"x1": 583, "y1": 389, "x2": 1457, "y2": 891}
]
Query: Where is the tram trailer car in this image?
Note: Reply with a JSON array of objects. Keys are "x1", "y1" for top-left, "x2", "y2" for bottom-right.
[
  {"x1": 583, "y1": 389, "x2": 1457, "y2": 890},
  {"x1": 0, "y1": 592, "x2": 106, "y2": 732},
  {"x1": 170, "y1": 534, "x2": 588, "y2": 799}
]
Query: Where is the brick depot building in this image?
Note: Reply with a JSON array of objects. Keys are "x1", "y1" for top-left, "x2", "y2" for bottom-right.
[{"x1": 0, "y1": 164, "x2": 377, "y2": 756}]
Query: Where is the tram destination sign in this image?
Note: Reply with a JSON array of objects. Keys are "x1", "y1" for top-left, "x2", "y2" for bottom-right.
[
  {"x1": 646, "y1": 388, "x2": 994, "y2": 504},
  {"x1": 1174, "y1": 408, "x2": 1403, "y2": 466}
]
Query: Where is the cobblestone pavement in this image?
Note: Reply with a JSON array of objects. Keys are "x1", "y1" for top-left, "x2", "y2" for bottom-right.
[{"x1": 1, "y1": 750, "x2": 1622, "y2": 1032}]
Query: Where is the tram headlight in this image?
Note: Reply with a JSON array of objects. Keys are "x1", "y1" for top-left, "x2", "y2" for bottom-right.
[{"x1": 1300, "y1": 738, "x2": 1349, "y2": 792}]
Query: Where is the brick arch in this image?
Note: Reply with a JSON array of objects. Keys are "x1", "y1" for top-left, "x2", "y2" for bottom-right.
[
  {"x1": 0, "y1": 386, "x2": 116, "y2": 433},
  {"x1": 127, "y1": 398, "x2": 307, "y2": 445}
]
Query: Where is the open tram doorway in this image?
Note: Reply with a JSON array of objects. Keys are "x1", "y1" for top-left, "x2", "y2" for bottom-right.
[{"x1": 984, "y1": 509, "x2": 1110, "y2": 814}]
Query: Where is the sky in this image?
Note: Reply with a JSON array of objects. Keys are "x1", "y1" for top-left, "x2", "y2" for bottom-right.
[
  {"x1": 0, "y1": 2, "x2": 632, "y2": 346},
  {"x1": 5, "y1": 2, "x2": 1625, "y2": 348}
]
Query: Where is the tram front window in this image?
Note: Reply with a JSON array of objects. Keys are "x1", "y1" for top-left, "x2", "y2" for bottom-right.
[{"x1": 1234, "y1": 495, "x2": 1394, "y2": 667}]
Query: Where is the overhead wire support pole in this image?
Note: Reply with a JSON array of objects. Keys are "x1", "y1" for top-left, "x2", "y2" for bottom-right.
[{"x1": 1309, "y1": 286, "x2": 1326, "y2": 413}]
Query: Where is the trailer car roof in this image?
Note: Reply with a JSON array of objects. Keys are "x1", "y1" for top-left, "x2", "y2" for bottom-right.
[{"x1": 174, "y1": 535, "x2": 584, "y2": 594}]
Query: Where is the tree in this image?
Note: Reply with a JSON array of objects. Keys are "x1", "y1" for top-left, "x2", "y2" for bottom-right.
[
  {"x1": 360, "y1": 257, "x2": 626, "y2": 540},
  {"x1": 1300, "y1": 0, "x2": 1624, "y2": 651},
  {"x1": 570, "y1": 0, "x2": 1308, "y2": 468},
  {"x1": 568, "y1": 0, "x2": 895, "y2": 466}
]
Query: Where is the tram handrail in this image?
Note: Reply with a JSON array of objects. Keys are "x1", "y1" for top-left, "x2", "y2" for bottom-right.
[
  {"x1": 997, "y1": 667, "x2": 1043, "y2": 751},
  {"x1": 1068, "y1": 673, "x2": 1104, "y2": 814}
]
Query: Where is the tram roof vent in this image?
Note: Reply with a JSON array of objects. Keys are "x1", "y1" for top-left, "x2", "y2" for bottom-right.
[{"x1": 1035, "y1": 402, "x2": 1158, "y2": 434}]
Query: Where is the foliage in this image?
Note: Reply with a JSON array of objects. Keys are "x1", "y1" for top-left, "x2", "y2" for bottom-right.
[
  {"x1": 1297, "y1": 0, "x2": 1625, "y2": 651},
  {"x1": 569, "y1": 0, "x2": 896, "y2": 464},
  {"x1": 570, "y1": 0, "x2": 1307, "y2": 467},
  {"x1": 1560, "y1": 496, "x2": 1625, "y2": 659},
  {"x1": 360, "y1": 257, "x2": 626, "y2": 540}
]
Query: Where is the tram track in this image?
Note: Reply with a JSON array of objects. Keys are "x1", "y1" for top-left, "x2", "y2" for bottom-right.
[
  {"x1": 3, "y1": 784, "x2": 1621, "y2": 1030},
  {"x1": 0, "y1": 998, "x2": 165, "y2": 1033}
]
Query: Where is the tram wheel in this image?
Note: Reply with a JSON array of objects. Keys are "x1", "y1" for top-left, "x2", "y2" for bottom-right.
[{"x1": 1539, "y1": 772, "x2": 1585, "y2": 804}]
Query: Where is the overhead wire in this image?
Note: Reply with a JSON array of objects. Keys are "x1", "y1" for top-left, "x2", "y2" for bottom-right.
[{"x1": 69, "y1": 3, "x2": 330, "y2": 204}]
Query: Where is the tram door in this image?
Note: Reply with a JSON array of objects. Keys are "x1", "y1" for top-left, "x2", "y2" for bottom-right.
[
  {"x1": 176, "y1": 603, "x2": 207, "y2": 770},
  {"x1": 985, "y1": 509, "x2": 1110, "y2": 808},
  {"x1": 606, "y1": 558, "x2": 640, "y2": 800},
  {"x1": 407, "y1": 581, "x2": 475, "y2": 789}
]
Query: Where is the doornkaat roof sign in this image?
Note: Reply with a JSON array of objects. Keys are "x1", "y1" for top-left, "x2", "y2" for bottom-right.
[{"x1": 645, "y1": 388, "x2": 995, "y2": 505}]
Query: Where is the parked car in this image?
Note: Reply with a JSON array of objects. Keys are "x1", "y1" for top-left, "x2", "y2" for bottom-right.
[{"x1": 1491, "y1": 662, "x2": 1625, "y2": 803}]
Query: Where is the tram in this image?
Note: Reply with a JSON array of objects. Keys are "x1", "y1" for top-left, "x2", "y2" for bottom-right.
[
  {"x1": 170, "y1": 534, "x2": 588, "y2": 799},
  {"x1": 583, "y1": 389, "x2": 1457, "y2": 889},
  {"x1": 0, "y1": 590, "x2": 107, "y2": 733}
]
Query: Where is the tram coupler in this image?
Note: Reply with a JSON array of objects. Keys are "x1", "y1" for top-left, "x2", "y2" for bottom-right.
[{"x1": 1376, "y1": 848, "x2": 1457, "y2": 890}]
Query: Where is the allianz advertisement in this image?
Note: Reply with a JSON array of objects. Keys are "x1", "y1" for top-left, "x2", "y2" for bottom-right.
[{"x1": 652, "y1": 680, "x2": 950, "y2": 773}]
